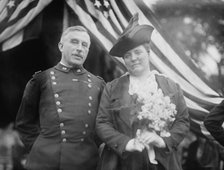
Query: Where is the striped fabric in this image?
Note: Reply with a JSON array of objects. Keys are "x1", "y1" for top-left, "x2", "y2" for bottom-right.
[
  {"x1": 64, "y1": 0, "x2": 224, "y2": 139},
  {"x1": 0, "y1": 0, "x2": 52, "y2": 51}
]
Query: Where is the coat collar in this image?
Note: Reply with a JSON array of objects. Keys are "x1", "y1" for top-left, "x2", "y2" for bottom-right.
[{"x1": 54, "y1": 63, "x2": 86, "y2": 74}]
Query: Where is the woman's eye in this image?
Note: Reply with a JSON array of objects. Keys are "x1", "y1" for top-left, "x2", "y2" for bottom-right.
[
  {"x1": 135, "y1": 50, "x2": 142, "y2": 55},
  {"x1": 124, "y1": 55, "x2": 130, "y2": 59}
]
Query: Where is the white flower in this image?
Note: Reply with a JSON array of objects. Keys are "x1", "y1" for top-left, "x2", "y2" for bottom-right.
[{"x1": 129, "y1": 72, "x2": 177, "y2": 137}]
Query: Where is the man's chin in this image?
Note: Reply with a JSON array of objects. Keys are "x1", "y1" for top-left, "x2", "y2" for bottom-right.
[{"x1": 70, "y1": 60, "x2": 84, "y2": 66}]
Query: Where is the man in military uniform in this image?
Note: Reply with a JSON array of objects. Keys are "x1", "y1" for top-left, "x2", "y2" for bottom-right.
[{"x1": 15, "y1": 26, "x2": 105, "y2": 170}]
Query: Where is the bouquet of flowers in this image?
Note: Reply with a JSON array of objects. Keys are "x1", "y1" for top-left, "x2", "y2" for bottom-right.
[
  {"x1": 129, "y1": 72, "x2": 177, "y2": 164},
  {"x1": 136, "y1": 88, "x2": 177, "y2": 137}
]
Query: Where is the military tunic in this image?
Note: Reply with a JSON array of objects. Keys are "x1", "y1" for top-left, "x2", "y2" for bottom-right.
[{"x1": 16, "y1": 63, "x2": 105, "y2": 170}]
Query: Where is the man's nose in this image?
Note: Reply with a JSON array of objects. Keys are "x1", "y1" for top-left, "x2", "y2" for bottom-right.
[{"x1": 76, "y1": 43, "x2": 82, "y2": 51}]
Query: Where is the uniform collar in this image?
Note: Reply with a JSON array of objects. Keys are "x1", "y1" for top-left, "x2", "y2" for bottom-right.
[{"x1": 54, "y1": 63, "x2": 86, "y2": 74}]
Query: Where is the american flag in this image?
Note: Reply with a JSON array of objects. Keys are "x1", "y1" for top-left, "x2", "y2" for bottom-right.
[{"x1": 0, "y1": 0, "x2": 52, "y2": 51}]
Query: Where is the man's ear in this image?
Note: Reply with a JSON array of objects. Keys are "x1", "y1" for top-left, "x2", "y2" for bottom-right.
[{"x1": 58, "y1": 42, "x2": 63, "y2": 52}]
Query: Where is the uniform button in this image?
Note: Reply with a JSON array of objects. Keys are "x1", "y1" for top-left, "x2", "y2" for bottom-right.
[
  {"x1": 77, "y1": 69, "x2": 81, "y2": 73},
  {"x1": 88, "y1": 103, "x2": 92, "y2": 107},
  {"x1": 89, "y1": 96, "x2": 93, "y2": 100},
  {"x1": 54, "y1": 94, "x2": 59, "y2": 98},
  {"x1": 72, "y1": 79, "x2": 78, "y2": 82},
  {"x1": 82, "y1": 131, "x2": 86, "y2": 135},
  {"x1": 88, "y1": 74, "x2": 91, "y2": 78},
  {"x1": 62, "y1": 138, "x2": 67, "y2": 142},
  {"x1": 60, "y1": 123, "x2": 64, "y2": 127},
  {"x1": 85, "y1": 124, "x2": 89, "y2": 128},
  {"x1": 61, "y1": 130, "x2": 66, "y2": 135},
  {"x1": 88, "y1": 84, "x2": 92, "y2": 88},
  {"x1": 50, "y1": 71, "x2": 54, "y2": 75},
  {"x1": 88, "y1": 79, "x2": 91, "y2": 82},
  {"x1": 52, "y1": 82, "x2": 57, "y2": 85},
  {"x1": 80, "y1": 138, "x2": 84, "y2": 142},
  {"x1": 56, "y1": 101, "x2": 61, "y2": 105},
  {"x1": 51, "y1": 76, "x2": 56, "y2": 80},
  {"x1": 114, "y1": 144, "x2": 118, "y2": 148},
  {"x1": 88, "y1": 110, "x2": 91, "y2": 114},
  {"x1": 57, "y1": 108, "x2": 62, "y2": 113}
]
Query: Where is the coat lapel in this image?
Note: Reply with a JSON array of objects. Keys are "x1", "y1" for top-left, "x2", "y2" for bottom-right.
[
  {"x1": 110, "y1": 75, "x2": 134, "y2": 129},
  {"x1": 156, "y1": 75, "x2": 176, "y2": 103}
]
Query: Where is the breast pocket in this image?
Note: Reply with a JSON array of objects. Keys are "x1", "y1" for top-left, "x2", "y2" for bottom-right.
[{"x1": 108, "y1": 98, "x2": 122, "y2": 112}]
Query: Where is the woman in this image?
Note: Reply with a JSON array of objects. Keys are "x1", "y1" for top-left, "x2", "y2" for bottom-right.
[{"x1": 96, "y1": 14, "x2": 189, "y2": 170}]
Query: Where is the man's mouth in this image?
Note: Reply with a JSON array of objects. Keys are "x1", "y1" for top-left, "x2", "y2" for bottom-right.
[{"x1": 72, "y1": 54, "x2": 83, "y2": 59}]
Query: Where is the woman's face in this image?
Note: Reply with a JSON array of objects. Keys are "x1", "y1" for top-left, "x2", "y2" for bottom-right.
[{"x1": 123, "y1": 45, "x2": 150, "y2": 76}]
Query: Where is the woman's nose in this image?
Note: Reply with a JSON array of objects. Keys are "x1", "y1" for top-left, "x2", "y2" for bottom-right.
[{"x1": 130, "y1": 54, "x2": 137, "y2": 61}]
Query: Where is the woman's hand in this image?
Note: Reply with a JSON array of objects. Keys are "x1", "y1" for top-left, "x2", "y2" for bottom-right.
[
  {"x1": 125, "y1": 138, "x2": 145, "y2": 152},
  {"x1": 137, "y1": 130, "x2": 166, "y2": 148}
]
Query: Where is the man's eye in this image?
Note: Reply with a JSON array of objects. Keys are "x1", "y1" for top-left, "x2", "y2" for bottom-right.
[
  {"x1": 71, "y1": 39, "x2": 78, "y2": 44},
  {"x1": 82, "y1": 42, "x2": 88, "y2": 47}
]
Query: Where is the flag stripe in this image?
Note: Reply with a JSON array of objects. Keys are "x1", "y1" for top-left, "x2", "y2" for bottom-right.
[
  {"x1": 0, "y1": 0, "x2": 52, "y2": 44},
  {"x1": 0, "y1": 0, "x2": 38, "y2": 33},
  {"x1": 107, "y1": 16, "x2": 122, "y2": 35},
  {"x1": 108, "y1": 9, "x2": 123, "y2": 33},
  {"x1": 184, "y1": 97, "x2": 209, "y2": 113},
  {"x1": 9, "y1": 0, "x2": 35, "y2": 21},
  {"x1": 184, "y1": 91, "x2": 220, "y2": 110},
  {"x1": 2, "y1": 29, "x2": 23, "y2": 51},
  {"x1": 109, "y1": 0, "x2": 128, "y2": 28},
  {"x1": 94, "y1": 21, "x2": 117, "y2": 43},
  {"x1": 114, "y1": 0, "x2": 132, "y2": 21},
  {"x1": 150, "y1": 41, "x2": 186, "y2": 80},
  {"x1": 0, "y1": 0, "x2": 9, "y2": 14},
  {"x1": 0, "y1": 8, "x2": 7, "y2": 23}
]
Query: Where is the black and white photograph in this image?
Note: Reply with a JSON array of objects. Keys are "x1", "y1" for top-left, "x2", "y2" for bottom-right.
[{"x1": 0, "y1": 0, "x2": 224, "y2": 170}]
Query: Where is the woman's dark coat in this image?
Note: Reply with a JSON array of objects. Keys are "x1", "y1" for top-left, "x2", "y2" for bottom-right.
[{"x1": 96, "y1": 74, "x2": 189, "y2": 170}]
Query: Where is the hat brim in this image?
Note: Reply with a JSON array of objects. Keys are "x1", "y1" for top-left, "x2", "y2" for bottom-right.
[{"x1": 109, "y1": 25, "x2": 154, "y2": 57}]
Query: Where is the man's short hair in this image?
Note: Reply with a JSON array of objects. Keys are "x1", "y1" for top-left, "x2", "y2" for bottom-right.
[{"x1": 60, "y1": 26, "x2": 89, "y2": 43}]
